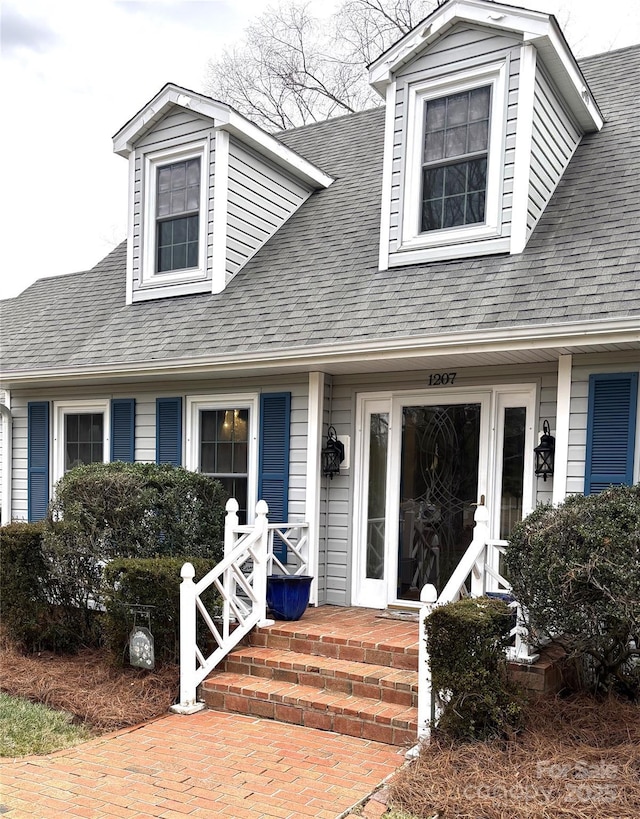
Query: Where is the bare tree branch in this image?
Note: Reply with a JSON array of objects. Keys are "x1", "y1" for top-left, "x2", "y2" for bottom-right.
[{"x1": 205, "y1": 0, "x2": 435, "y2": 131}]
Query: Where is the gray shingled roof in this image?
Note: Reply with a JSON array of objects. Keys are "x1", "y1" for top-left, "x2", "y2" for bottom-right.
[{"x1": 1, "y1": 45, "x2": 639, "y2": 375}]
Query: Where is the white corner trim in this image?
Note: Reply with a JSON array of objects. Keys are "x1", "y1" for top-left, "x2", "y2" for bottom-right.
[
  {"x1": 305, "y1": 372, "x2": 325, "y2": 606},
  {"x1": 211, "y1": 129, "x2": 229, "y2": 294},
  {"x1": 510, "y1": 43, "x2": 537, "y2": 255},
  {"x1": 0, "y1": 394, "x2": 12, "y2": 524},
  {"x1": 552, "y1": 354, "x2": 572, "y2": 505},
  {"x1": 125, "y1": 155, "x2": 135, "y2": 306},
  {"x1": 378, "y1": 82, "x2": 396, "y2": 272}
]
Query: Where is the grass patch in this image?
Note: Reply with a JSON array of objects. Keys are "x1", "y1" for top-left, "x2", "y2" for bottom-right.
[{"x1": 0, "y1": 692, "x2": 92, "y2": 756}]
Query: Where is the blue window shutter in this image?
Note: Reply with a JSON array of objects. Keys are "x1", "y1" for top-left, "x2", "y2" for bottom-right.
[
  {"x1": 110, "y1": 399, "x2": 135, "y2": 462},
  {"x1": 258, "y1": 392, "x2": 291, "y2": 563},
  {"x1": 28, "y1": 401, "x2": 50, "y2": 522},
  {"x1": 156, "y1": 398, "x2": 182, "y2": 465},
  {"x1": 585, "y1": 373, "x2": 638, "y2": 494}
]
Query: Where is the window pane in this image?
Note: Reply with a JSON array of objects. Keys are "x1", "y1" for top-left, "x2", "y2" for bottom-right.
[
  {"x1": 446, "y1": 92, "x2": 469, "y2": 126},
  {"x1": 421, "y1": 198, "x2": 442, "y2": 232},
  {"x1": 201, "y1": 442, "x2": 216, "y2": 473},
  {"x1": 469, "y1": 86, "x2": 491, "y2": 121},
  {"x1": 424, "y1": 130, "x2": 444, "y2": 163},
  {"x1": 187, "y1": 215, "x2": 199, "y2": 241},
  {"x1": 443, "y1": 194, "x2": 466, "y2": 228},
  {"x1": 186, "y1": 159, "x2": 200, "y2": 186},
  {"x1": 158, "y1": 167, "x2": 172, "y2": 192},
  {"x1": 233, "y1": 442, "x2": 248, "y2": 472},
  {"x1": 468, "y1": 120, "x2": 488, "y2": 153},
  {"x1": 172, "y1": 243, "x2": 187, "y2": 270},
  {"x1": 171, "y1": 163, "x2": 186, "y2": 189},
  {"x1": 366, "y1": 412, "x2": 388, "y2": 580},
  {"x1": 425, "y1": 97, "x2": 446, "y2": 131},
  {"x1": 173, "y1": 218, "x2": 187, "y2": 244},
  {"x1": 466, "y1": 191, "x2": 485, "y2": 224},
  {"x1": 467, "y1": 157, "x2": 487, "y2": 192},
  {"x1": 157, "y1": 192, "x2": 171, "y2": 218},
  {"x1": 500, "y1": 407, "x2": 526, "y2": 539},
  {"x1": 157, "y1": 246, "x2": 172, "y2": 272},
  {"x1": 444, "y1": 125, "x2": 467, "y2": 158},
  {"x1": 423, "y1": 166, "x2": 444, "y2": 199},
  {"x1": 444, "y1": 163, "x2": 467, "y2": 197},
  {"x1": 170, "y1": 189, "x2": 186, "y2": 215},
  {"x1": 217, "y1": 443, "x2": 233, "y2": 473},
  {"x1": 186, "y1": 241, "x2": 199, "y2": 268}
]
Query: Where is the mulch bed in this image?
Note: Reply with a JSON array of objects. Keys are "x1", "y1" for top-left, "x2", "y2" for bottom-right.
[
  {"x1": 388, "y1": 694, "x2": 640, "y2": 818},
  {"x1": 0, "y1": 636, "x2": 179, "y2": 733}
]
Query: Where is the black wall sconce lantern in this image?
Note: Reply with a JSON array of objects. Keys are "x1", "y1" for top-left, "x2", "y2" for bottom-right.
[
  {"x1": 321, "y1": 426, "x2": 345, "y2": 479},
  {"x1": 534, "y1": 420, "x2": 555, "y2": 481}
]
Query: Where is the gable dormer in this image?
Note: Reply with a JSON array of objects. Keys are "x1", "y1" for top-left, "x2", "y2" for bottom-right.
[
  {"x1": 113, "y1": 85, "x2": 332, "y2": 304},
  {"x1": 370, "y1": 0, "x2": 604, "y2": 270}
]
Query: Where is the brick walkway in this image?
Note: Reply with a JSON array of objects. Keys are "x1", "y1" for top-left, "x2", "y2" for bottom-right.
[{"x1": 0, "y1": 709, "x2": 403, "y2": 818}]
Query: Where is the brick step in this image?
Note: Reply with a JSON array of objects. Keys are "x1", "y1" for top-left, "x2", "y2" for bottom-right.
[
  {"x1": 221, "y1": 645, "x2": 418, "y2": 707},
  {"x1": 199, "y1": 671, "x2": 417, "y2": 747},
  {"x1": 247, "y1": 621, "x2": 418, "y2": 671}
]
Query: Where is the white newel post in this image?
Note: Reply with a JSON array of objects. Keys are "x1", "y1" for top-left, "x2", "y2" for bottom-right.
[
  {"x1": 253, "y1": 500, "x2": 273, "y2": 626},
  {"x1": 470, "y1": 504, "x2": 490, "y2": 598},
  {"x1": 173, "y1": 561, "x2": 204, "y2": 713},
  {"x1": 223, "y1": 499, "x2": 239, "y2": 629},
  {"x1": 417, "y1": 582, "x2": 438, "y2": 743}
]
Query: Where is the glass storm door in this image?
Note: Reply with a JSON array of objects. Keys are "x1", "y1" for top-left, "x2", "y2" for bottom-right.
[
  {"x1": 397, "y1": 403, "x2": 481, "y2": 600},
  {"x1": 354, "y1": 389, "x2": 534, "y2": 608}
]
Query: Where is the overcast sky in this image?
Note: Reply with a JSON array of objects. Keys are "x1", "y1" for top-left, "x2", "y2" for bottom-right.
[{"x1": 1, "y1": 0, "x2": 639, "y2": 299}]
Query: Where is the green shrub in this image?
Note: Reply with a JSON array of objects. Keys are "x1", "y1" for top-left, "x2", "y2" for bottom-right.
[
  {"x1": 49, "y1": 462, "x2": 226, "y2": 560},
  {"x1": 505, "y1": 484, "x2": 640, "y2": 698},
  {"x1": 425, "y1": 596, "x2": 524, "y2": 741},
  {"x1": 0, "y1": 522, "x2": 50, "y2": 650},
  {"x1": 102, "y1": 557, "x2": 220, "y2": 666}
]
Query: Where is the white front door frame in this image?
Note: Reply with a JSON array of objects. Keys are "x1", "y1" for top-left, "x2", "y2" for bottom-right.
[{"x1": 351, "y1": 383, "x2": 537, "y2": 608}]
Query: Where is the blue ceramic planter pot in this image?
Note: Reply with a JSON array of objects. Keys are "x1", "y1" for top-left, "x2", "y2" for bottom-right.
[{"x1": 266, "y1": 575, "x2": 313, "y2": 621}]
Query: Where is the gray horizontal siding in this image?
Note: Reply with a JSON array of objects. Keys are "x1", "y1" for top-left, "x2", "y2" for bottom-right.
[
  {"x1": 389, "y1": 25, "x2": 522, "y2": 253},
  {"x1": 527, "y1": 67, "x2": 581, "y2": 236},
  {"x1": 226, "y1": 138, "x2": 311, "y2": 278}
]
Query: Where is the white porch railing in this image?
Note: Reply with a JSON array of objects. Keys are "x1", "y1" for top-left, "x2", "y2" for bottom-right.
[
  {"x1": 416, "y1": 504, "x2": 537, "y2": 741},
  {"x1": 173, "y1": 498, "x2": 309, "y2": 713}
]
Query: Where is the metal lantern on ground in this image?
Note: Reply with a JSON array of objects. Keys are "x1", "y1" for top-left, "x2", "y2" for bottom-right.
[
  {"x1": 321, "y1": 426, "x2": 345, "y2": 479},
  {"x1": 534, "y1": 420, "x2": 555, "y2": 481}
]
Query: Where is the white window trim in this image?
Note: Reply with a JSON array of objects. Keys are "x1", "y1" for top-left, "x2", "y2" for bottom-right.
[
  {"x1": 401, "y1": 60, "x2": 508, "y2": 252},
  {"x1": 52, "y1": 399, "x2": 111, "y2": 486},
  {"x1": 185, "y1": 393, "x2": 259, "y2": 521},
  {"x1": 141, "y1": 139, "x2": 209, "y2": 287}
]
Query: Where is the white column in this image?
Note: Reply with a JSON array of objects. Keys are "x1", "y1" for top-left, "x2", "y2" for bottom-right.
[
  {"x1": 305, "y1": 372, "x2": 325, "y2": 605},
  {"x1": 0, "y1": 391, "x2": 12, "y2": 524},
  {"x1": 552, "y1": 354, "x2": 572, "y2": 505},
  {"x1": 417, "y1": 583, "x2": 438, "y2": 742}
]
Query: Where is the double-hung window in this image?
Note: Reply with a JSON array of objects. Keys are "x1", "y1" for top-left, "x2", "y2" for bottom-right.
[
  {"x1": 186, "y1": 394, "x2": 259, "y2": 524},
  {"x1": 53, "y1": 400, "x2": 110, "y2": 482},
  {"x1": 401, "y1": 61, "x2": 507, "y2": 254},
  {"x1": 142, "y1": 141, "x2": 208, "y2": 286},
  {"x1": 421, "y1": 86, "x2": 490, "y2": 232},
  {"x1": 156, "y1": 158, "x2": 200, "y2": 273}
]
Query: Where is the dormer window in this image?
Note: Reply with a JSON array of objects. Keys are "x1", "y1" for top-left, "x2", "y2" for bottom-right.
[
  {"x1": 141, "y1": 140, "x2": 209, "y2": 288},
  {"x1": 401, "y1": 62, "x2": 507, "y2": 256},
  {"x1": 156, "y1": 158, "x2": 201, "y2": 273},
  {"x1": 421, "y1": 85, "x2": 490, "y2": 232}
]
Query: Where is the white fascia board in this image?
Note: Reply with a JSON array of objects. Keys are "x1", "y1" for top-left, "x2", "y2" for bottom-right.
[
  {"x1": 368, "y1": 0, "x2": 602, "y2": 132},
  {"x1": 113, "y1": 85, "x2": 223, "y2": 157},
  {"x1": 220, "y1": 112, "x2": 333, "y2": 190},
  {"x1": 113, "y1": 84, "x2": 333, "y2": 190},
  {"x1": 369, "y1": 0, "x2": 550, "y2": 93},
  {"x1": 525, "y1": 23, "x2": 604, "y2": 132},
  {"x1": 2, "y1": 318, "x2": 639, "y2": 388}
]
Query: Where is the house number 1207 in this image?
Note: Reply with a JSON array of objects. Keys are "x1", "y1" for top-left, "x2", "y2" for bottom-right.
[{"x1": 428, "y1": 372, "x2": 457, "y2": 386}]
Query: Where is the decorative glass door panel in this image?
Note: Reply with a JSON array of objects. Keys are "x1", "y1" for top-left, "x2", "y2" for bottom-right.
[
  {"x1": 366, "y1": 412, "x2": 389, "y2": 580},
  {"x1": 398, "y1": 404, "x2": 481, "y2": 599}
]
